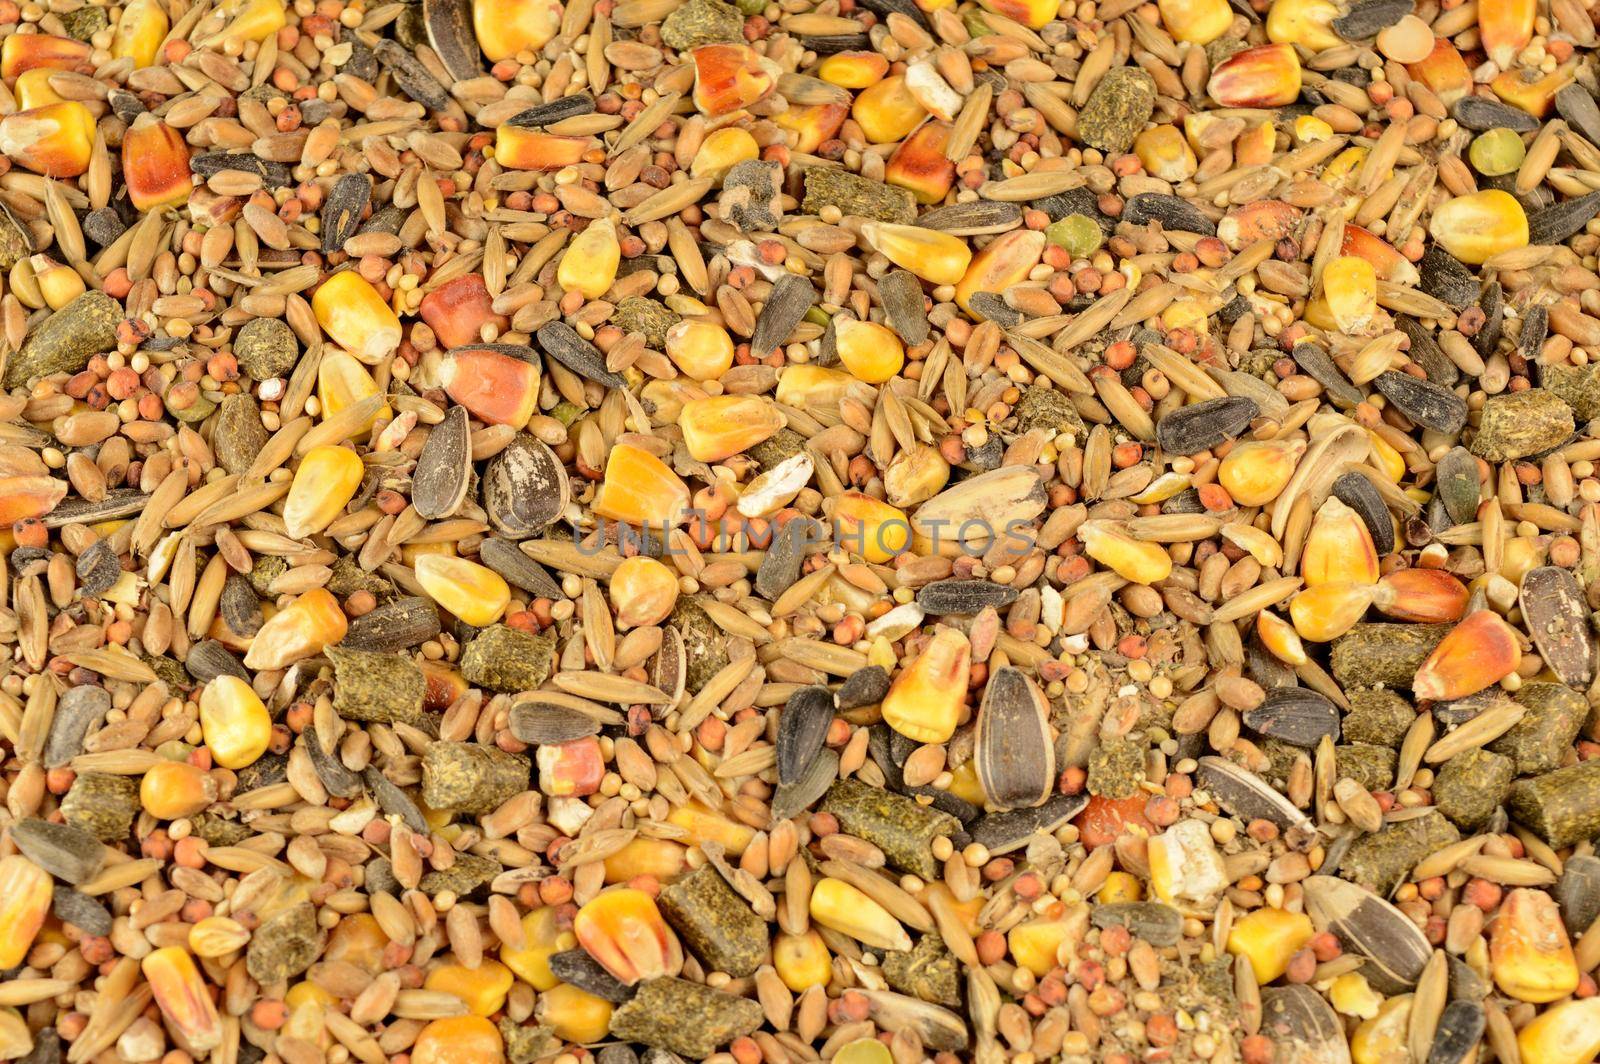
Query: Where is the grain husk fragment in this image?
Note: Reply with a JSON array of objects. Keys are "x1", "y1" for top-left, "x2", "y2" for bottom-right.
[
  {"x1": 420, "y1": 742, "x2": 531, "y2": 814},
  {"x1": 459, "y1": 624, "x2": 556, "y2": 692},
  {"x1": 1433, "y1": 748, "x2": 1514, "y2": 830},
  {"x1": 1330, "y1": 624, "x2": 1450, "y2": 689},
  {"x1": 1076, "y1": 67, "x2": 1156, "y2": 154},
  {"x1": 607, "y1": 977, "x2": 764, "y2": 1060},
  {"x1": 3, "y1": 291, "x2": 120, "y2": 389},
  {"x1": 326, "y1": 645, "x2": 426, "y2": 725},
  {"x1": 820, "y1": 778, "x2": 961, "y2": 879},
  {"x1": 657, "y1": 865, "x2": 766, "y2": 978},
  {"x1": 1339, "y1": 808, "x2": 1460, "y2": 894},
  {"x1": 1471, "y1": 389, "x2": 1575, "y2": 461}
]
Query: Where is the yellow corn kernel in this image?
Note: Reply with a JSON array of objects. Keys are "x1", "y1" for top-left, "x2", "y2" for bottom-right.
[
  {"x1": 17, "y1": 254, "x2": 85, "y2": 311},
  {"x1": 1429, "y1": 189, "x2": 1528, "y2": 265},
  {"x1": 0, "y1": 856, "x2": 52, "y2": 969},
  {"x1": 212, "y1": 0, "x2": 286, "y2": 41},
  {"x1": 1099, "y1": 871, "x2": 1143, "y2": 905},
  {"x1": 1207, "y1": 43, "x2": 1302, "y2": 108},
  {"x1": 1289, "y1": 582, "x2": 1376, "y2": 642},
  {"x1": 810, "y1": 878, "x2": 912, "y2": 952},
  {"x1": 593, "y1": 443, "x2": 692, "y2": 528},
  {"x1": 884, "y1": 120, "x2": 956, "y2": 205},
  {"x1": 573, "y1": 888, "x2": 685, "y2": 985},
  {"x1": 1323, "y1": 256, "x2": 1377, "y2": 333},
  {"x1": 834, "y1": 319, "x2": 906, "y2": 385},
  {"x1": 1218, "y1": 439, "x2": 1303, "y2": 506},
  {"x1": 1517, "y1": 997, "x2": 1600, "y2": 1064},
  {"x1": 537, "y1": 983, "x2": 612, "y2": 1045},
  {"x1": 675, "y1": 390, "x2": 787, "y2": 460},
  {"x1": 833, "y1": 491, "x2": 911, "y2": 564},
  {"x1": 474, "y1": 0, "x2": 560, "y2": 59},
  {"x1": 0, "y1": 102, "x2": 94, "y2": 178},
  {"x1": 13, "y1": 69, "x2": 62, "y2": 111},
  {"x1": 1301, "y1": 497, "x2": 1380, "y2": 587},
  {"x1": 494, "y1": 127, "x2": 590, "y2": 171},
  {"x1": 884, "y1": 444, "x2": 951, "y2": 508},
  {"x1": 603, "y1": 838, "x2": 687, "y2": 883},
  {"x1": 413, "y1": 1015, "x2": 505, "y2": 1064},
  {"x1": 1256, "y1": 610, "x2": 1308, "y2": 666},
  {"x1": 1321, "y1": 145, "x2": 1369, "y2": 188},
  {"x1": 1479, "y1": 0, "x2": 1535, "y2": 67},
  {"x1": 1412, "y1": 608, "x2": 1520, "y2": 701},
  {"x1": 664, "y1": 801, "x2": 756, "y2": 855},
  {"x1": 955, "y1": 229, "x2": 1045, "y2": 315},
  {"x1": 775, "y1": 101, "x2": 849, "y2": 155},
  {"x1": 501, "y1": 907, "x2": 577, "y2": 990},
  {"x1": 1134, "y1": 124, "x2": 1197, "y2": 182},
  {"x1": 1368, "y1": 430, "x2": 1405, "y2": 482},
  {"x1": 143, "y1": 947, "x2": 223, "y2": 1054},
  {"x1": 243, "y1": 587, "x2": 349, "y2": 669},
  {"x1": 199, "y1": 675, "x2": 273, "y2": 770},
  {"x1": 774, "y1": 930, "x2": 832, "y2": 991},
  {"x1": 113, "y1": 0, "x2": 170, "y2": 66},
  {"x1": 1265, "y1": 0, "x2": 1341, "y2": 49},
  {"x1": 141, "y1": 760, "x2": 219, "y2": 819},
  {"x1": 1293, "y1": 115, "x2": 1333, "y2": 144},
  {"x1": 1079, "y1": 521, "x2": 1172, "y2": 584},
  {"x1": 0, "y1": 1009, "x2": 30, "y2": 1061},
  {"x1": 316, "y1": 351, "x2": 391, "y2": 434},
  {"x1": 610, "y1": 556, "x2": 679, "y2": 628},
  {"x1": 852, "y1": 75, "x2": 926, "y2": 143},
  {"x1": 1008, "y1": 908, "x2": 1086, "y2": 976},
  {"x1": 1492, "y1": 62, "x2": 1575, "y2": 118},
  {"x1": 1227, "y1": 908, "x2": 1313, "y2": 984},
  {"x1": 666, "y1": 319, "x2": 736, "y2": 381},
  {"x1": 1328, "y1": 972, "x2": 1382, "y2": 1019},
  {"x1": 1148, "y1": 819, "x2": 1228, "y2": 904},
  {"x1": 426, "y1": 960, "x2": 515, "y2": 1017},
  {"x1": 1131, "y1": 473, "x2": 1193, "y2": 506},
  {"x1": 775, "y1": 364, "x2": 858, "y2": 412},
  {"x1": 415, "y1": 554, "x2": 510, "y2": 627},
  {"x1": 689, "y1": 127, "x2": 760, "y2": 180},
  {"x1": 945, "y1": 758, "x2": 985, "y2": 806},
  {"x1": 313, "y1": 271, "x2": 402, "y2": 364},
  {"x1": 1492, "y1": 888, "x2": 1578, "y2": 1002},
  {"x1": 881, "y1": 626, "x2": 970, "y2": 743},
  {"x1": 1158, "y1": 0, "x2": 1232, "y2": 43},
  {"x1": 1350, "y1": 995, "x2": 1411, "y2": 1064},
  {"x1": 283, "y1": 445, "x2": 364, "y2": 540},
  {"x1": 557, "y1": 219, "x2": 620, "y2": 300},
  {"x1": 285, "y1": 981, "x2": 336, "y2": 1013},
  {"x1": 817, "y1": 51, "x2": 889, "y2": 88},
  {"x1": 975, "y1": 0, "x2": 1057, "y2": 29},
  {"x1": 861, "y1": 221, "x2": 971, "y2": 286},
  {"x1": 189, "y1": 916, "x2": 251, "y2": 958},
  {"x1": 123, "y1": 115, "x2": 192, "y2": 212}
]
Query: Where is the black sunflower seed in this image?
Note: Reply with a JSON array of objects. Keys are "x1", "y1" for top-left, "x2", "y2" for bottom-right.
[
  {"x1": 1432, "y1": 446, "x2": 1481, "y2": 526},
  {"x1": 510, "y1": 702, "x2": 603, "y2": 744},
  {"x1": 1559, "y1": 83, "x2": 1600, "y2": 144},
  {"x1": 1519, "y1": 565, "x2": 1596, "y2": 686},
  {"x1": 1528, "y1": 191, "x2": 1600, "y2": 245},
  {"x1": 776, "y1": 685, "x2": 834, "y2": 785},
  {"x1": 1121, "y1": 193, "x2": 1215, "y2": 234},
  {"x1": 915, "y1": 579, "x2": 1020, "y2": 614},
  {"x1": 1331, "y1": 471, "x2": 1395, "y2": 556},
  {"x1": 412, "y1": 405, "x2": 471, "y2": 520},
  {"x1": 536, "y1": 322, "x2": 628, "y2": 388},
  {"x1": 879, "y1": 269, "x2": 929, "y2": 346},
  {"x1": 422, "y1": 0, "x2": 481, "y2": 81},
  {"x1": 1474, "y1": 280, "x2": 1503, "y2": 359},
  {"x1": 1242, "y1": 687, "x2": 1339, "y2": 748},
  {"x1": 1451, "y1": 95, "x2": 1540, "y2": 132},
  {"x1": 1427, "y1": 1001, "x2": 1485, "y2": 1064},
  {"x1": 750, "y1": 273, "x2": 815, "y2": 359},
  {"x1": 917, "y1": 199, "x2": 1023, "y2": 235},
  {"x1": 373, "y1": 39, "x2": 451, "y2": 110},
  {"x1": 478, "y1": 538, "x2": 565, "y2": 599},
  {"x1": 1331, "y1": 0, "x2": 1411, "y2": 38},
  {"x1": 1395, "y1": 315, "x2": 1457, "y2": 387},
  {"x1": 506, "y1": 94, "x2": 598, "y2": 128},
  {"x1": 1292, "y1": 343, "x2": 1363, "y2": 409},
  {"x1": 1418, "y1": 245, "x2": 1481, "y2": 310},
  {"x1": 967, "y1": 794, "x2": 1088, "y2": 855},
  {"x1": 1155, "y1": 395, "x2": 1258, "y2": 454},
  {"x1": 1373, "y1": 371, "x2": 1468, "y2": 434},
  {"x1": 483, "y1": 434, "x2": 569, "y2": 539},
  {"x1": 320, "y1": 173, "x2": 372, "y2": 255},
  {"x1": 342, "y1": 596, "x2": 442, "y2": 652},
  {"x1": 974, "y1": 666, "x2": 1054, "y2": 810}
]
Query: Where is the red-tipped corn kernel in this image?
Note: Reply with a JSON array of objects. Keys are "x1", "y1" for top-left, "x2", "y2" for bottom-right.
[
  {"x1": 1217, "y1": 200, "x2": 1302, "y2": 251},
  {"x1": 975, "y1": 0, "x2": 1058, "y2": 29},
  {"x1": 419, "y1": 274, "x2": 509, "y2": 349},
  {"x1": 143, "y1": 948, "x2": 222, "y2": 1054},
  {"x1": 1323, "y1": 256, "x2": 1377, "y2": 333},
  {"x1": 123, "y1": 114, "x2": 192, "y2": 211},
  {"x1": 692, "y1": 43, "x2": 778, "y2": 116},
  {"x1": 1373, "y1": 568, "x2": 1469, "y2": 623},
  {"x1": 1341, "y1": 224, "x2": 1420, "y2": 285},
  {"x1": 538, "y1": 736, "x2": 605, "y2": 797},
  {"x1": 0, "y1": 34, "x2": 90, "y2": 79},
  {"x1": 438, "y1": 345, "x2": 541, "y2": 428},
  {"x1": 885, "y1": 120, "x2": 957, "y2": 204},
  {"x1": 955, "y1": 229, "x2": 1045, "y2": 314},
  {"x1": 1207, "y1": 43, "x2": 1302, "y2": 107},
  {"x1": 1411, "y1": 609, "x2": 1519, "y2": 701},
  {"x1": 573, "y1": 888, "x2": 685, "y2": 985},
  {"x1": 0, "y1": 102, "x2": 93, "y2": 177},
  {"x1": 592, "y1": 443, "x2": 692, "y2": 528},
  {"x1": 1406, "y1": 38, "x2": 1472, "y2": 104},
  {"x1": 243, "y1": 586, "x2": 349, "y2": 669},
  {"x1": 774, "y1": 102, "x2": 849, "y2": 154},
  {"x1": 1479, "y1": 0, "x2": 1535, "y2": 68},
  {"x1": 494, "y1": 128, "x2": 590, "y2": 170},
  {"x1": 882, "y1": 626, "x2": 970, "y2": 743}
]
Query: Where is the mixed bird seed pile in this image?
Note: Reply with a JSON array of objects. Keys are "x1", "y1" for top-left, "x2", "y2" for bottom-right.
[{"x1": 15, "y1": 0, "x2": 1600, "y2": 1057}]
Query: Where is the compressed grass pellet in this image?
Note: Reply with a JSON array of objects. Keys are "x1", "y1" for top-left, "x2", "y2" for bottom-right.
[
  {"x1": 1340, "y1": 809, "x2": 1460, "y2": 895},
  {"x1": 1470, "y1": 389, "x2": 1575, "y2": 461},
  {"x1": 801, "y1": 167, "x2": 916, "y2": 224},
  {"x1": 1086, "y1": 736, "x2": 1146, "y2": 799},
  {"x1": 421, "y1": 742, "x2": 531, "y2": 814},
  {"x1": 607, "y1": 977, "x2": 764, "y2": 1059},
  {"x1": 657, "y1": 865, "x2": 767, "y2": 978},
  {"x1": 246, "y1": 903, "x2": 321, "y2": 984},
  {"x1": 326, "y1": 645, "x2": 426, "y2": 724},
  {"x1": 1341, "y1": 689, "x2": 1415, "y2": 747},
  {"x1": 820, "y1": 778, "x2": 961, "y2": 879},
  {"x1": 2, "y1": 290, "x2": 120, "y2": 389},
  {"x1": 459, "y1": 624, "x2": 556, "y2": 693},
  {"x1": 1509, "y1": 758, "x2": 1600, "y2": 848},
  {"x1": 1434, "y1": 748, "x2": 1514, "y2": 830},
  {"x1": 1490, "y1": 682, "x2": 1588, "y2": 774},
  {"x1": 1330, "y1": 624, "x2": 1452, "y2": 690},
  {"x1": 882, "y1": 933, "x2": 961, "y2": 1007},
  {"x1": 1335, "y1": 744, "x2": 1396, "y2": 792},
  {"x1": 59, "y1": 772, "x2": 137, "y2": 842}
]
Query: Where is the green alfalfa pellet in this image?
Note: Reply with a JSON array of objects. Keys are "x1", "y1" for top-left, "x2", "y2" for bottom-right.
[
  {"x1": 1433, "y1": 748, "x2": 1514, "y2": 831},
  {"x1": 1339, "y1": 808, "x2": 1460, "y2": 895},
  {"x1": 459, "y1": 624, "x2": 556, "y2": 693},
  {"x1": 326, "y1": 645, "x2": 426, "y2": 724},
  {"x1": 1490, "y1": 682, "x2": 1588, "y2": 774},
  {"x1": 1329, "y1": 624, "x2": 1452, "y2": 690},
  {"x1": 59, "y1": 772, "x2": 137, "y2": 842},
  {"x1": 2, "y1": 290, "x2": 120, "y2": 389},
  {"x1": 1508, "y1": 758, "x2": 1600, "y2": 848},
  {"x1": 421, "y1": 741, "x2": 530, "y2": 814},
  {"x1": 657, "y1": 865, "x2": 767, "y2": 978},
  {"x1": 820, "y1": 778, "x2": 962, "y2": 880}
]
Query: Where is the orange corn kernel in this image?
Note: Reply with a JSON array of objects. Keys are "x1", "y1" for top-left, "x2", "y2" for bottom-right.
[
  {"x1": 678, "y1": 394, "x2": 785, "y2": 463},
  {"x1": 1491, "y1": 62, "x2": 1576, "y2": 118},
  {"x1": 474, "y1": 0, "x2": 560, "y2": 60},
  {"x1": 1411, "y1": 609, "x2": 1519, "y2": 701},
  {"x1": 852, "y1": 74, "x2": 926, "y2": 142},
  {"x1": 665, "y1": 319, "x2": 736, "y2": 381},
  {"x1": 975, "y1": 0, "x2": 1058, "y2": 30},
  {"x1": 1373, "y1": 568, "x2": 1469, "y2": 623},
  {"x1": 140, "y1": 760, "x2": 220, "y2": 820},
  {"x1": 1256, "y1": 610, "x2": 1308, "y2": 666},
  {"x1": 123, "y1": 116, "x2": 192, "y2": 211},
  {"x1": 593, "y1": 443, "x2": 692, "y2": 528},
  {"x1": 242, "y1": 586, "x2": 348, "y2": 669},
  {"x1": 438, "y1": 345, "x2": 540, "y2": 428},
  {"x1": 955, "y1": 229, "x2": 1046, "y2": 314},
  {"x1": 882, "y1": 626, "x2": 971, "y2": 743},
  {"x1": 312, "y1": 271, "x2": 402, "y2": 364},
  {"x1": 0, "y1": 102, "x2": 94, "y2": 177},
  {"x1": 885, "y1": 120, "x2": 957, "y2": 203},
  {"x1": 603, "y1": 838, "x2": 687, "y2": 883},
  {"x1": 1207, "y1": 43, "x2": 1302, "y2": 107},
  {"x1": 1405, "y1": 38, "x2": 1472, "y2": 104},
  {"x1": 692, "y1": 43, "x2": 778, "y2": 116},
  {"x1": 0, "y1": 34, "x2": 91, "y2": 79},
  {"x1": 419, "y1": 274, "x2": 509, "y2": 350},
  {"x1": 0, "y1": 856, "x2": 52, "y2": 970},
  {"x1": 817, "y1": 51, "x2": 890, "y2": 88},
  {"x1": 1217, "y1": 200, "x2": 1302, "y2": 251},
  {"x1": 1289, "y1": 582, "x2": 1376, "y2": 642},
  {"x1": 833, "y1": 491, "x2": 911, "y2": 564},
  {"x1": 689, "y1": 127, "x2": 760, "y2": 179},
  {"x1": 413, "y1": 1015, "x2": 506, "y2": 1064},
  {"x1": 494, "y1": 128, "x2": 590, "y2": 171},
  {"x1": 0, "y1": 475, "x2": 68, "y2": 525},
  {"x1": 1479, "y1": 0, "x2": 1535, "y2": 68},
  {"x1": 1491, "y1": 888, "x2": 1579, "y2": 1003},
  {"x1": 142, "y1": 948, "x2": 223, "y2": 1054},
  {"x1": 13, "y1": 69, "x2": 61, "y2": 110},
  {"x1": 774, "y1": 102, "x2": 849, "y2": 154},
  {"x1": 573, "y1": 888, "x2": 685, "y2": 985},
  {"x1": 537, "y1": 736, "x2": 605, "y2": 797}
]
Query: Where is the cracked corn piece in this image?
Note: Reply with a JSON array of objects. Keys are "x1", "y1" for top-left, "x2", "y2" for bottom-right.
[
  {"x1": 592, "y1": 443, "x2": 692, "y2": 527},
  {"x1": 316, "y1": 351, "x2": 390, "y2": 434},
  {"x1": 413, "y1": 1015, "x2": 506, "y2": 1064},
  {"x1": 1226, "y1": 908, "x2": 1314, "y2": 984},
  {"x1": 1491, "y1": 888, "x2": 1579, "y2": 1003},
  {"x1": 473, "y1": 0, "x2": 560, "y2": 59},
  {"x1": 880, "y1": 626, "x2": 970, "y2": 743},
  {"x1": 1148, "y1": 819, "x2": 1228, "y2": 905}
]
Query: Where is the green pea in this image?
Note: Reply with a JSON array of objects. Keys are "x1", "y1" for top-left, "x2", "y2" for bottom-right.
[
  {"x1": 1046, "y1": 214, "x2": 1104, "y2": 258},
  {"x1": 1469, "y1": 128, "x2": 1526, "y2": 177}
]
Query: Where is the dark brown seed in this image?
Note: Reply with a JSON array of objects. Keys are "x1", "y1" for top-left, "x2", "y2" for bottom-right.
[
  {"x1": 1242, "y1": 688, "x2": 1339, "y2": 748},
  {"x1": 186, "y1": 639, "x2": 250, "y2": 685},
  {"x1": 916, "y1": 579, "x2": 1019, "y2": 615},
  {"x1": 1292, "y1": 342, "x2": 1364, "y2": 410},
  {"x1": 506, "y1": 93, "x2": 598, "y2": 128},
  {"x1": 548, "y1": 949, "x2": 636, "y2": 1003},
  {"x1": 1418, "y1": 245, "x2": 1482, "y2": 309},
  {"x1": 362, "y1": 765, "x2": 428, "y2": 834},
  {"x1": 749, "y1": 273, "x2": 815, "y2": 359},
  {"x1": 1373, "y1": 372, "x2": 1468, "y2": 434},
  {"x1": 191, "y1": 152, "x2": 293, "y2": 188},
  {"x1": 754, "y1": 514, "x2": 813, "y2": 600},
  {"x1": 1195, "y1": 756, "x2": 1317, "y2": 849},
  {"x1": 74, "y1": 539, "x2": 121, "y2": 597},
  {"x1": 771, "y1": 747, "x2": 838, "y2": 821},
  {"x1": 966, "y1": 793, "x2": 1087, "y2": 855},
  {"x1": 320, "y1": 173, "x2": 373, "y2": 255},
  {"x1": 11, "y1": 818, "x2": 105, "y2": 885},
  {"x1": 1303, "y1": 875, "x2": 1431, "y2": 993},
  {"x1": 302, "y1": 726, "x2": 363, "y2": 798},
  {"x1": 916, "y1": 199, "x2": 1022, "y2": 235},
  {"x1": 482, "y1": 434, "x2": 570, "y2": 538},
  {"x1": 509, "y1": 701, "x2": 603, "y2": 744},
  {"x1": 1121, "y1": 193, "x2": 1215, "y2": 235},
  {"x1": 1331, "y1": 472, "x2": 1395, "y2": 555},
  {"x1": 1155, "y1": 396, "x2": 1258, "y2": 454},
  {"x1": 837, "y1": 664, "x2": 890, "y2": 709},
  {"x1": 220, "y1": 572, "x2": 263, "y2": 637},
  {"x1": 1558, "y1": 83, "x2": 1600, "y2": 144},
  {"x1": 1395, "y1": 315, "x2": 1458, "y2": 387},
  {"x1": 43, "y1": 490, "x2": 151, "y2": 529},
  {"x1": 372, "y1": 39, "x2": 451, "y2": 109},
  {"x1": 974, "y1": 666, "x2": 1054, "y2": 810},
  {"x1": 879, "y1": 269, "x2": 929, "y2": 346},
  {"x1": 1474, "y1": 281, "x2": 1504, "y2": 359},
  {"x1": 478, "y1": 538, "x2": 564, "y2": 599},
  {"x1": 652, "y1": 625, "x2": 687, "y2": 707},
  {"x1": 422, "y1": 0, "x2": 481, "y2": 81},
  {"x1": 44, "y1": 686, "x2": 110, "y2": 769},
  {"x1": 1427, "y1": 1000, "x2": 1485, "y2": 1064},
  {"x1": 342, "y1": 596, "x2": 443, "y2": 652},
  {"x1": 1332, "y1": 0, "x2": 1410, "y2": 37},
  {"x1": 1433, "y1": 446, "x2": 1480, "y2": 526},
  {"x1": 1451, "y1": 95, "x2": 1541, "y2": 132},
  {"x1": 1529, "y1": 191, "x2": 1600, "y2": 245},
  {"x1": 536, "y1": 323, "x2": 627, "y2": 388},
  {"x1": 1556, "y1": 853, "x2": 1600, "y2": 934},
  {"x1": 55, "y1": 888, "x2": 113, "y2": 935},
  {"x1": 776, "y1": 685, "x2": 833, "y2": 785}
]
